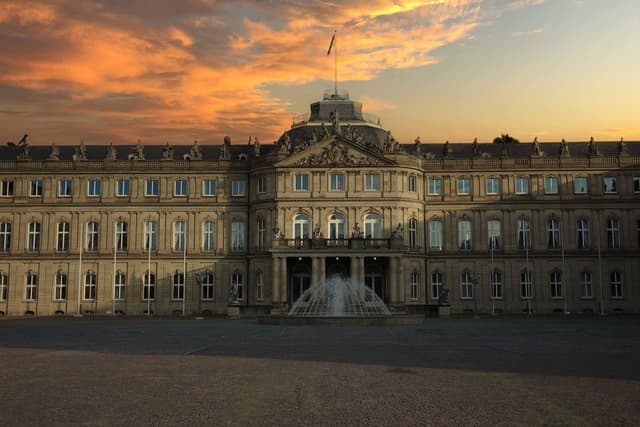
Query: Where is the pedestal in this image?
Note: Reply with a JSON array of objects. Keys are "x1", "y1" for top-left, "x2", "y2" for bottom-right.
[
  {"x1": 227, "y1": 305, "x2": 240, "y2": 318},
  {"x1": 438, "y1": 305, "x2": 451, "y2": 318}
]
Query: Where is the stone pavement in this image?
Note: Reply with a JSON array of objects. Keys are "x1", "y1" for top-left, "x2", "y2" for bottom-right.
[{"x1": 1, "y1": 316, "x2": 639, "y2": 426}]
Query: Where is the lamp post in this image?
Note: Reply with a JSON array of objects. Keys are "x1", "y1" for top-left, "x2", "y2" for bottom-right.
[{"x1": 471, "y1": 272, "x2": 480, "y2": 319}]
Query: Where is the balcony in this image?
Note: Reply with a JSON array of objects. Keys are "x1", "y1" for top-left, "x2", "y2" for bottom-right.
[{"x1": 273, "y1": 238, "x2": 404, "y2": 251}]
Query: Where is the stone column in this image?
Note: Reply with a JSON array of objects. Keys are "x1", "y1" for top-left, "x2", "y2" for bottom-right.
[
  {"x1": 279, "y1": 257, "x2": 287, "y2": 306},
  {"x1": 319, "y1": 256, "x2": 326, "y2": 285},
  {"x1": 396, "y1": 257, "x2": 405, "y2": 303},
  {"x1": 389, "y1": 256, "x2": 398, "y2": 304},
  {"x1": 350, "y1": 256, "x2": 358, "y2": 285},
  {"x1": 272, "y1": 256, "x2": 280, "y2": 304},
  {"x1": 311, "y1": 257, "x2": 320, "y2": 287}
]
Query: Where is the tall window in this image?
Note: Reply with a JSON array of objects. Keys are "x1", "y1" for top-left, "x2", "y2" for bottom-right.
[
  {"x1": 431, "y1": 271, "x2": 443, "y2": 300},
  {"x1": 0, "y1": 273, "x2": 7, "y2": 300},
  {"x1": 86, "y1": 221, "x2": 99, "y2": 252},
  {"x1": 0, "y1": 180, "x2": 14, "y2": 197},
  {"x1": 59, "y1": 179, "x2": 72, "y2": 197},
  {"x1": 232, "y1": 271, "x2": 244, "y2": 300},
  {"x1": 329, "y1": 173, "x2": 344, "y2": 191},
  {"x1": 486, "y1": 177, "x2": 500, "y2": 195},
  {"x1": 84, "y1": 272, "x2": 97, "y2": 300},
  {"x1": 174, "y1": 179, "x2": 188, "y2": 197},
  {"x1": 428, "y1": 177, "x2": 442, "y2": 195},
  {"x1": 577, "y1": 219, "x2": 590, "y2": 249},
  {"x1": 172, "y1": 272, "x2": 184, "y2": 300},
  {"x1": 408, "y1": 218, "x2": 418, "y2": 249},
  {"x1": 143, "y1": 272, "x2": 155, "y2": 301},
  {"x1": 328, "y1": 214, "x2": 345, "y2": 239},
  {"x1": 231, "y1": 221, "x2": 245, "y2": 252},
  {"x1": 520, "y1": 270, "x2": 532, "y2": 299},
  {"x1": 364, "y1": 173, "x2": 380, "y2": 191},
  {"x1": 606, "y1": 218, "x2": 621, "y2": 249},
  {"x1": 408, "y1": 175, "x2": 417, "y2": 192},
  {"x1": 293, "y1": 214, "x2": 310, "y2": 239},
  {"x1": 0, "y1": 222, "x2": 11, "y2": 253},
  {"x1": 173, "y1": 220, "x2": 186, "y2": 251},
  {"x1": 256, "y1": 271, "x2": 263, "y2": 301},
  {"x1": 580, "y1": 271, "x2": 592, "y2": 298},
  {"x1": 603, "y1": 176, "x2": 617, "y2": 194},
  {"x1": 145, "y1": 179, "x2": 159, "y2": 197},
  {"x1": 201, "y1": 273, "x2": 214, "y2": 301},
  {"x1": 27, "y1": 221, "x2": 41, "y2": 251},
  {"x1": 203, "y1": 179, "x2": 217, "y2": 196},
  {"x1": 490, "y1": 270, "x2": 503, "y2": 299},
  {"x1": 114, "y1": 272, "x2": 126, "y2": 300},
  {"x1": 116, "y1": 178, "x2": 130, "y2": 197},
  {"x1": 116, "y1": 221, "x2": 128, "y2": 251},
  {"x1": 56, "y1": 221, "x2": 70, "y2": 252},
  {"x1": 610, "y1": 271, "x2": 623, "y2": 298},
  {"x1": 144, "y1": 221, "x2": 157, "y2": 251},
  {"x1": 55, "y1": 272, "x2": 67, "y2": 301},
  {"x1": 457, "y1": 177, "x2": 471, "y2": 195},
  {"x1": 544, "y1": 176, "x2": 559, "y2": 194},
  {"x1": 517, "y1": 218, "x2": 531, "y2": 250},
  {"x1": 257, "y1": 218, "x2": 266, "y2": 250},
  {"x1": 460, "y1": 271, "x2": 473, "y2": 299},
  {"x1": 637, "y1": 219, "x2": 640, "y2": 248},
  {"x1": 256, "y1": 176, "x2": 265, "y2": 194},
  {"x1": 30, "y1": 179, "x2": 43, "y2": 197},
  {"x1": 364, "y1": 213, "x2": 381, "y2": 239},
  {"x1": 458, "y1": 220, "x2": 472, "y2": 250},
  {"x1": 429, "y1": 220, "x2": 442, "y2": 251},
  {"x1": 574, "y1": 176, "x2": 588, "y2": 194},
  {"x1": 26, "y1": 272, "x2": 37, "y2": 300},
  {"x1": 410, "y1": 271, "x2": 419, "y2": 300},
  {"x1": 231, "y1": 179, "x2": 245, "y2": 196},
  {"x1": 550, "y1": 271, "x2": 562, "y2": 298},
  {"x1": 87, "y1": 179, "x2": 101, "y2": 197},
  {"x1": 202, "y1": 220, "x2": 216, "y2": 252},
  {"x1": 515, "y1": 177, "x2": 529, "y2": 194},
  {"x1": 547, "y1": 218, "x2": 561, "y2": 249},
  {"x1": 294, "y1": 173, "x2": 309, "y2": 191},
  {"x1": 488, "y1": 220, "x2": 501, "y2": 250}
]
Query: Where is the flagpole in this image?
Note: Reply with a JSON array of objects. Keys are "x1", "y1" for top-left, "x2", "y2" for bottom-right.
[
  {"x1": 597, "y1": 215, "x2": 604, "y2": 316},
  {"x1": 490, "y1": 238, "x2": 495, "y2": 316},
  {"x1": 334, "y1": 29, "x2": 338, "y2": 97},
  {"x1": 112, "y1": 222, "x2": 117, "y2": 316},
  {"x1": 182, "y1": 225, "x2": 187, "y2": 317},
  {"x1": 560, "y1": 218, "x2": 568, "y2": 314},
  {"x1": 147, "y1": 222, "x2": 151, "y2": 317},
  {"x1": 77, "y1": 223, "x2": 83, "y2": 316}
]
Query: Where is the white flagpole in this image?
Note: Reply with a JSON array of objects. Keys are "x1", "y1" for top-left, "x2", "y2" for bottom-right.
[
  {"x1": 334, "y1": 30, "x2": 338, "y2": 97},
  {"x1": 147, "y1": 222, "x2": 152, "y2": 316},
  {"x1": 182, "y1": 224, "x2": 187, "y2": 317},
  {"x1": 112, "y1": 223, "x2": 117, "y2": 316},
  {"x1": 490, "y1": 237, "x2": 495, "y2": 316},
  {"x1": 77, "y1": 223, "x2": 83, "y2": 316},
  {"x1": 560, "y1": 218, "x2": 568, "y2": 314},
  {"x1": 597, "y1": 216, "x2": 605, "y2": 315}
]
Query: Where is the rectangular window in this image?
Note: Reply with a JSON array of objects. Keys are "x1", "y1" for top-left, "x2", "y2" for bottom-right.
[
  {"x1": 201, "y1": 273, "x2": 214, "y2": 301},
  {"x1": 574, "y1": 176, "x2": 588, "y2": 194},
  {"x1": 460, "y1": 272, "x2": 473, "y2": 299},
  {"x1": 86, "y1": 222, "x2": 99, "y2": 252},
  {"x1": 30, "y1": 180, "x2": 43, "y2": 197},
  {"x1": 0, "y1": 180, "x2": 14, "y2": 197},
  {"x1": 27, "y1": 222, "x2": 41, "y2": 251},
  {"x1": 634, "y1": 177, "x2": 640, "y2": 193},
  {"x1": 0, "y1": 222, "x2": 11, "y2": 253},
  {"x1": 408, "y1": 175, "x2": 417, "y2": 192},
  {"x1": 431, "y1": 272, "x2": 443, "y2": 300},
  {"x1": 116, "y1": 221, "x2": 128, "y2": 251},
  {"x1": 607, "y1": 218, "x2": 621, "y2": 249},
  {"x1": 580, "y1": 271, "x2": 592, "y2": 298},
  {"x1": 488, "y1": 220, "x2": 501, "y2": 250},
  {"x1": 143, "y1": 273, "x2": 155, "y2": 301},
  {"x1": 544, "y1": 176, "x2": 559, "y2": 194},
  {"x1": 55, "y1": 273, "x2": 67, "y2": 301},
  {"x1": 486, "y1": 177, "x2": 500, "y2": 195},
  {"x1": 490, "y1": 271, "x2": 503, "y2": 299},
  {"x1": 410, "y1": 271, "x2": 419, "y2": 300},
  {"x1": 257, "y1": 218, "x2": 266, "y2": 251},
  {"x1": 0, "y1": 274, "x2": 8, "y2": 300},
  {"x1": 364, "y1": 173, "x2": 380, "y2": 191},
  {"x1": 458, "y1": 220, "x2": 472, "y2": 250},
  {"x1": 457, "y1": 178, "x2": 471, "y2": 195},
  {"x1": 232, "y1": 272, "x2": 244, "y2": 300},
  {"x1": 515, "y1": 177, "x2": 529, "y2": 195},
  {"x1": 202, "y1": 220, "x2": 216, "y2": 252},
  {"x1": 408, "y1": 218, "x2": 418, "y2": 249},
  {"x1": 603, "y1": 176, "x2": 617, "y2": 194},
  {"x1": 232, "y1": 179, "x2": 245, "y2": 196},
  {"x1": 144, "y1": 221, "x2": 157, "y2": 251},
  {"x1": 87, "y1": 179, "x2": 101, "y2": 197},
  {"x1": 203, "y1": 179, "x2": 217, "y2": 197},
  {"x1": 84, "y1": 273, "x2": 97, "y2": 300},
  {"x1": 550, "y1": 271, "x2": 562, "y2": 298},
  {"x1": 175, "y1": 179, "x2": 188, "y2": 197},
  {"x1": 610, "y1": 271, "x2": 623, "y2": 298},
  {"x1": 25, "y1": 274, "x2": 37, "y2": 301},
  {"x1": 172, "y1": 272, "x2": 185, "y2": 300},
  {"x1": 56, "y1": 222, "x2": 70, "y2": 252},
  {"x1": 256, "y1": 272, "x2": 264, "y2": 301},
  {"x1": 428, "y1": 177, "x2": 442, "y2": 196},
  {"x1": 145, "y1": 179, "x2": 159, "y2": 197},
  {"x1": 577, "y1": 219, "x2": 590, "y2": 249},
  {"x1": 520, "y1": 270, "x2": 532, "y2": 299},
  {"x1": 429, "y1": 220, "x2": 442, "y2": 251},
  {"x1": 59, "y1": 179, "x2": 72, "y2": 197},
  {"x1": 294, "y1": 173, "x2": 309, "y2": 191},
  {"x1": 116, "y1": 179, "x2": 130, "y2": 197},
  {"x1": 517, "y1": 218, "x2": 531, "y2": 250},
  {"x1": 257, "y1": 176, "x2": 265, "y2": 194},
  {"x1": 547, "y1": 218, "x2": 561, "y2": 249},
  {"x1": 231, "y1": 221, "x2": 245, "y2": 252},
  {"x1": 114, "y1": 272, "x2": 126, "y2": 300},
  {"x1": 329, "y1": 173, "x2": 345, "y2": 191},
  {"x1": 173, "y1": 221, "x2": 186, "y2": 251}
]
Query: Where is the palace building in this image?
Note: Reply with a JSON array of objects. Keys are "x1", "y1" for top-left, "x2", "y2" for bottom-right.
[{"x1": 0, "y1": 90, "x2": 639, "y2": 317}]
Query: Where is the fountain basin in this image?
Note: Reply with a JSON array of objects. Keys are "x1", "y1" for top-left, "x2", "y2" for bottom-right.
[{"x1": 258, "y1": 315, "x2": 424, "y2": 326}]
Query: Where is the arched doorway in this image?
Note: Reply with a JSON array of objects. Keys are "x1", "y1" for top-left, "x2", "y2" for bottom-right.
[
  {"x1": 365, "y1": 264, "x2": 386, "y2": 302},
  {"x1": 290, "y1": 263, "x2": 311, "y2": 304}
]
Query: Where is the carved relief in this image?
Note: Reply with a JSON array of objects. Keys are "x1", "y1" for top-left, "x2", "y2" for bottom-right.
[{"x1": 295, "y1": 140, "x2": 382, "y2": 167}]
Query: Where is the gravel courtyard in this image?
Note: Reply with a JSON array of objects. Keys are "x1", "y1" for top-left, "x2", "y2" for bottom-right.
[{"x1": 1, "y1": 316, "x2": 639, "y2": 426}]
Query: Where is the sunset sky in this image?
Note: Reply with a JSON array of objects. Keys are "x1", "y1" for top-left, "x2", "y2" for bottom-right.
[{"x1": 0, "y1": 0, "x2": 638, "y2": 146}]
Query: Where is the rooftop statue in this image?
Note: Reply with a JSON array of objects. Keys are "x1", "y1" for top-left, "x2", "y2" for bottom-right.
[
  {"x1": 618, "y1": 137, "x2": 629, "y2": 156},
  {"x1": 443, "y1": 140, "x2": 453, "y2": 157},
  {"x1": 162, "y1": 142, "x2": 174, "y2": 160},
  {"x1": 73, "y1": 141, "x2": 88, "y2": 161},
  {"x1": 184, "y1": 140, "x2": 202, "y2": 160},
  {"x1": 472, "y1": 137, "x2": 480, "y2": 157},
  {"x1": 278, "y1": 132, "x2": 291, "y2": 154},
  {"x1": 414, "y1": 136, "x2": 422, "y2": 156},
  {"x1": 532, "y1": 137, "x2": 543, "y2": 157},
  {"x1": 330, "y1": 110, "x2": 341, "y2": 135},
  {"x1": 105, "y1": 142, "x2": 117, "y2": 160},
  {"x1": 559, "y1": 138, "x2": 570, "y2": 157},
  {"x1": 220, "y1": 136, "x2": 232, "y2": 160},
  {"x1": 47, "y1": 143, "x2": 60, "y2": 161},
  {"x1": 130, "y1": 140, "x2": 145, "y2": 160},
  {"x1": 588, "y1": 136, "x2": 600, "y2": 156},
  {"x1": 16, "y1": 134, "x2": 30, "y2": 160},
  {"x1": 253, "y1": 136, "x2": 261, "y2": 157}
]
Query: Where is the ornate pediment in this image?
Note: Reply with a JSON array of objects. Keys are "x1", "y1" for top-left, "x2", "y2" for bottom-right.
[{"x1": 282, "y1": 136, "x2": 393, "y2": 167}]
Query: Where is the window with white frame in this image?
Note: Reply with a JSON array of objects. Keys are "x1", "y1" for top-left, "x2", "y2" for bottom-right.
[
  {"x1": 59, "y1": 179, "x2": 72, "y2": 197},
  {"x1": 56, "y1": 221, "x2": 70, "y2": 252},
  {"x1": 610, "y1": 271, "x2": 623, "y2": 298},
  {"x1": 460, "y1": 271, "x2": 473, "y2": 299},
  {"x1": 515, "y1": 177, "x2": 529, "y2": 194},
  {"x1": 114, "y1": 272, "x2": 126, "y2": 300},
  {"x1": 544, "y1": 176, "x2": 559, "y2": 194},
  {"x1": 84, "y1": 272, "x2": 97, "y2": 300},
  {"x1": 607, "y1": 218, "x2": 621, "y2": 249},
  {"x1": 30, "y1": 179, "x2": 43, "y2": 197},
  {"x1": 408, "y1": 218, "x2": 418, "y2": 249},
  {"x1": 116, "y1": 178, "x2": 130, "y2": 197},
  {"x1": 490, "y1": 270, "x2": 503, "y2": 299},
  {"x1": 143, "y1": 272, "x2": 155, "y2": 301},
  {"x1": 410, "y1": 271, "x2": 419, "y2": 300},
  {"x1": 428, "y1": 177, "x2": 442, "y2": 196},
  {"x1": 175, "y1": 179, "x2": 188, "y2": 197},
  {"x1": 293, "y1": 213, "x2": 310, "y2": 239},
  {"x1": 144, "y1": 220, "x2": 157, "y2": 251},
  {"x1": 256, "y1": 218, "x2": 266, "y2": 250},
  {"x1": 364, "y1": 173, "x2": 380, "y2": 191},
  {"x1": 329, "y1": 173, "x2": 344, "y2": 191},
  {"x1": 232, "y1": 271, "x2": 244, "y2": 300},
  {"x1": 0, "y1": 273, "x2": 7, "y2": 300},
  {"x1": 603, "y1": 176, "x2": 617, "y2": 194},
  {"x1": 580, "y1": 271, "x2": 592, "y2": 299},
  {"x1": 634, "y1": 176, "x2": 640, "y2": 193},
  {"x1": 27, "y1": 221, "x2": 41, "y2": 251},
  {"x1": 0, "y1": 222, "x2": 11, "y2": 252},
  {"x1": 256, "y1": 271, "x2": 264, "y2": 302},
  {"x1": 201, "y1": 273, "x2": 214, "y2": 301},
  {"x1": 364, "y1": 213, "x2": 381, "y2": 239},
  {"x1": 520, "y1": 270, "x2": 532, "y2": 299},
  {"x1": 547, "y1": 218, "x2": 561, "y2": 249},
  {"x1": 457, "y1": 177, "x2": 471, "y2": 195},
  {"x1": 488, "y1": 220, "x2": 501, "y2": 250},
  {"x1": 172, "y1": 271, "x2": 184, "y2": 300},
  {"x1": 116, "y1": 221, "x2": 128, "y2": 251},
  {"x1": 328, "y1": 213, "x2": 345, "y2": 239},
  {"x1": 231, "y1": 179, "x2": 245, "y2": 196},
  {"x1": 202, "y1": 220, "x2": 216, "y2": 252},
  {"x1": 517, "y1": 218, "x2": 531, "y2": 250},
  {"x1": 86, "y1": 221, "x2": 99, "y2": 252},
  {"x1": 550, "y1": 271, "x2": 562, "y2": 298},
  {"x1": 25, "y1": 272, "x2": 37, "y2": 300},
  {"x1": 231, "y1": 221, "x2": 245, "y2": 252},
  {"x1": 294, "y1": 173, "x2": 309, "y2": 191},
  {"x1": 458, "y1": 220, "x2": 472, "y2": 250},
  {"x1": 1, "y1": 180, "x2": 14, "y2": 197},
  {"x1": 145, "y1": 179, "x2": 159, "y2": 197},
  {"x1": 87, "y1": 179, "x2": 101, "y2": 197},
  {"x1": 486, "y1": 177, "x2": 500, "y2": 195},
  {"x1": 256, "y1": 176, "x2": 265, "y2": 194},
  {"x1": 429, "y1": 220, "x2": 442, "y2": 251},
  {"x1": 203, "y1": 179, "x2": 217, "y2": 197},
  {"x1": 431, "y1": 271, "x2": 443, "y2": 300},
  {"x1": 173, "y1": 220, "x2": 186, "y2": 252},
  {"x1": 408, "y1": 175, "x2": 417, "y2": 192},
  {"x1": 577, "y1": 218, "x2": 590, "y2": 249},
  {"x1": 55, "y1": 271, "x2": 67, "y2": 301},
  {"x1": 574, "y1": 176, "x2": 588, "y2": 194}
]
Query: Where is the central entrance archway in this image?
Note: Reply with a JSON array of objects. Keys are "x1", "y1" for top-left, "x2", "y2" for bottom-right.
[
  {"x1": 290, "y1": 263, "x2": 311, "y2": 304},
  {"x1": 325, "y1": 257, "x2": 350, "y2": 281}
]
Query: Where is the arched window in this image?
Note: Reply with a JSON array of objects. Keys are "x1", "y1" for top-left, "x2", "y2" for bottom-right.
[
  {"x1": 364, "y1": 213, "x2": 381, "y2": 239},
  {"x1": 84, "y1": 272, "x2": 97, "y2": 300},
  {"x1": 173, "y1": 220, "x2": 186, "y2": 251},
  {"x1": 56, "y1": 221, "x2": 70, "y2": 252},
  {"x1": 293, "y1": 213, "x2": 310, "y2": 239},
  {"x1": 0, "y1": 222, "x2": 11, "y2": 253},
  {"x1": 55, "y1": 271, "x2": 67, "y2": 301},
  {"x1": 520, "y1": 269, "x2": 532, "y2": 299},
  {"x1": 256, "y1": 218, "x2": 266, "y2": 250},
  {"x1": 116, "y1": 220, "x2": 128, "y2": 251},
  {"x1": 431, "y1": 271, "x2": 443, "y2": 300},
  {"x1": 202, "y1": 220, "x2": 216, "y2": 251},
  {"x1": 27, "y1": 221, "x2": 41, "y2": 252},
  {"x1": 328, "y1": 213, "x2": 345, "y2": 239},
  {"x1": 517, "y1": 218, "x2": 531, "y2": 250},
  {"x1": 490, "y1": 270, "x2": 503, "y2": 299},
  {"x1": 408, "y1": 218, "x2": 418, "y2": 249},
  {"x1": 86, "y1": 221, "x2": 99, "y2": 252},
  {"x1": 114, "y1": 271, "x2": 126, "y2": 300},
  {"x1": 144, "y1": 220, "x2": 157, "y2": 251},
  {"x1": 410, "y1": 270, "x2": 419, "y2": 300},
  {"x1": 232, "y1": 271, "x2": 244, "y2": 300},
  {"x1": 458, "y1": 220, "x2": 472, "y2": 250},
  {"x1": 201, "y1": 273, "x2": 214, "y2": 301},
  {"x1": 172, "y1": 271, "x2": 184, "y2": 300},
  {"x1": 547, "y1": 217, "x2": 561, "y2": 249},
  {"x1": 577, "y1": 218, "x2": 590, "y2": 249},
  {"x1": 606, "y1": 218, "x2": 620, "y2": 249},
  {"x1": 143, "y1": 272, "x2": 155, "y2": 301},
  {"x1": 488, "y1": 220, "x2": 501, "y2": 250}
]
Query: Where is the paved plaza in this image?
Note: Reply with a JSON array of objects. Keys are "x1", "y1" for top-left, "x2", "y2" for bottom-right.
[{"x1": 1, "y1": 316, "x2": 639, "y2": 426}]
